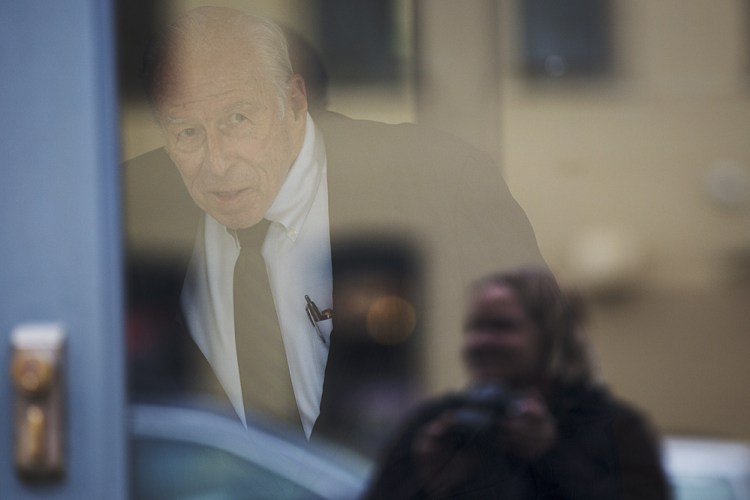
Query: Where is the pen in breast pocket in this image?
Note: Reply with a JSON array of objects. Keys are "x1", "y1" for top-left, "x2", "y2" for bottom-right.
[{"x1": 305, "y1": 295, "x2": 332, "y2": 345}]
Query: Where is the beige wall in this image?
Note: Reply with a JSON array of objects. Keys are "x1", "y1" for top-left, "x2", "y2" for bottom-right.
[
  {"x1": 365, "y1": 0, "x2": 750, "y2": 440},
  {"x1": 497, "y1": 0, "x2": 750, "y2": 439}
]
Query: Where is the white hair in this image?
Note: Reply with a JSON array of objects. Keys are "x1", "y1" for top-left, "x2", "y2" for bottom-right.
[{"x1": 145, "y1": 7, "x2": 295, "y2": 117}]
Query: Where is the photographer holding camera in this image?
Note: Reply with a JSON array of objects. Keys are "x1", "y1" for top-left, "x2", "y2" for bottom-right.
[{"x1": 365, "y1": 268, "x2": 670, "y2": 499}]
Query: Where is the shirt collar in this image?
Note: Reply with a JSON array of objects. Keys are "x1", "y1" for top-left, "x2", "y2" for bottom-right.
[{"x1": 264, "y1": 113, "x2": 324, "y2": 241}]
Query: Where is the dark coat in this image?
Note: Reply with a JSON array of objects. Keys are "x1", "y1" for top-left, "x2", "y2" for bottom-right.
[{"x1": 364, "y1": 383, "x2": 671, "y2": 500}]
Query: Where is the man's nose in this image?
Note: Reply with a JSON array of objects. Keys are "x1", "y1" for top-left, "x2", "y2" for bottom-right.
[{"x1": 203, "y1": 128, "x2": 232, "y2": 175}]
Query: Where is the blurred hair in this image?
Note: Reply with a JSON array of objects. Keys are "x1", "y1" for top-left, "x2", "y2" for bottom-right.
[
  {"x1": 470, "y1": 267, "x2": 599, "y2": 387},
  {"x1": 141, "y1": 7, "x2": 294, "y2": 116}
]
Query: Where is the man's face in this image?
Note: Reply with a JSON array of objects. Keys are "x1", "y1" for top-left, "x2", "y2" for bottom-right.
[{"x1": 155, "y1": 37, "x2": 307, "y2": 229}]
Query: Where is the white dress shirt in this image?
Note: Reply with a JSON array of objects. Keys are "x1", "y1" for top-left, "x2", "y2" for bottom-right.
[{"x1": 181, "y1": 114, "x2": 332, "y2": 437}]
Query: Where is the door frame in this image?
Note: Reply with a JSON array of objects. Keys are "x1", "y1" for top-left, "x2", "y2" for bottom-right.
[{"x1": 0, "y1": 0, "x2": 127, "y2": 498}]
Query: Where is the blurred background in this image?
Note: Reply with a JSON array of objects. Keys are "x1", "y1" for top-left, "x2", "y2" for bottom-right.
[{"x1": 119, "y1": 0, "x2": 750, "y2": 444}]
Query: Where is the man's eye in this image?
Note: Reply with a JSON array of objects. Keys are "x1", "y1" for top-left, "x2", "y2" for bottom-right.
[
  {"x1": 178, "y1": 127, "x2": 199, "y2": 139},
  {"x1": 228, "y1": 113, "x2": 248, "y2": 125}
]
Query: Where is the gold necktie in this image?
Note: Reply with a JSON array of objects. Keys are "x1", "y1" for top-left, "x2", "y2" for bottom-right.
[{"x1": 233, "y1": 220, "x2": 300, "y2": 430}]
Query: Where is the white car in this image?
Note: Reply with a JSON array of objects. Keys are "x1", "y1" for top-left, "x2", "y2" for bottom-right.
[
  {"x1": 129, "y1": 404, "x2": 371, "y2": 499},
  {"x1": 664, "y1": 437, "x2": 750, "y2": 500}
]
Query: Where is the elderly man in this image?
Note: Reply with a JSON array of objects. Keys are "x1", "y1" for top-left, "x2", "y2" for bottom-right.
[{"x1": 125, "y1": 7, "x2": 544, "y2": 446}]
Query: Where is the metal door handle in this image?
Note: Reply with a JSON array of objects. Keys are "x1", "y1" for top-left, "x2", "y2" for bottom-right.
[
  {"x1": 21, "y1": 405, "x2": 46, "y2": 465},
  {"x1": 10, "y1": 323, "x2": 66, "y2": 482}
]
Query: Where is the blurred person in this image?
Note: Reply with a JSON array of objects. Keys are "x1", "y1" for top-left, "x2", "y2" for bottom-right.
[
  {"x1": 364, "y1": 268, "x2": 670, "y2": 499},
  {"x1": 123, "y1": 6, "x2": 545, "y2": 445}
]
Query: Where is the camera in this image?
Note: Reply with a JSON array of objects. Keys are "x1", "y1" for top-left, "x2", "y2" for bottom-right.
[{"x1": 444, "y1": 383, "x2": 519, "y2": 449}]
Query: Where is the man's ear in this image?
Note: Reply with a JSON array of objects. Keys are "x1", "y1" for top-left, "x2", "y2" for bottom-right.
[{"x1": 287, "y1": 73, "x2": 308, "y2": 120}]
